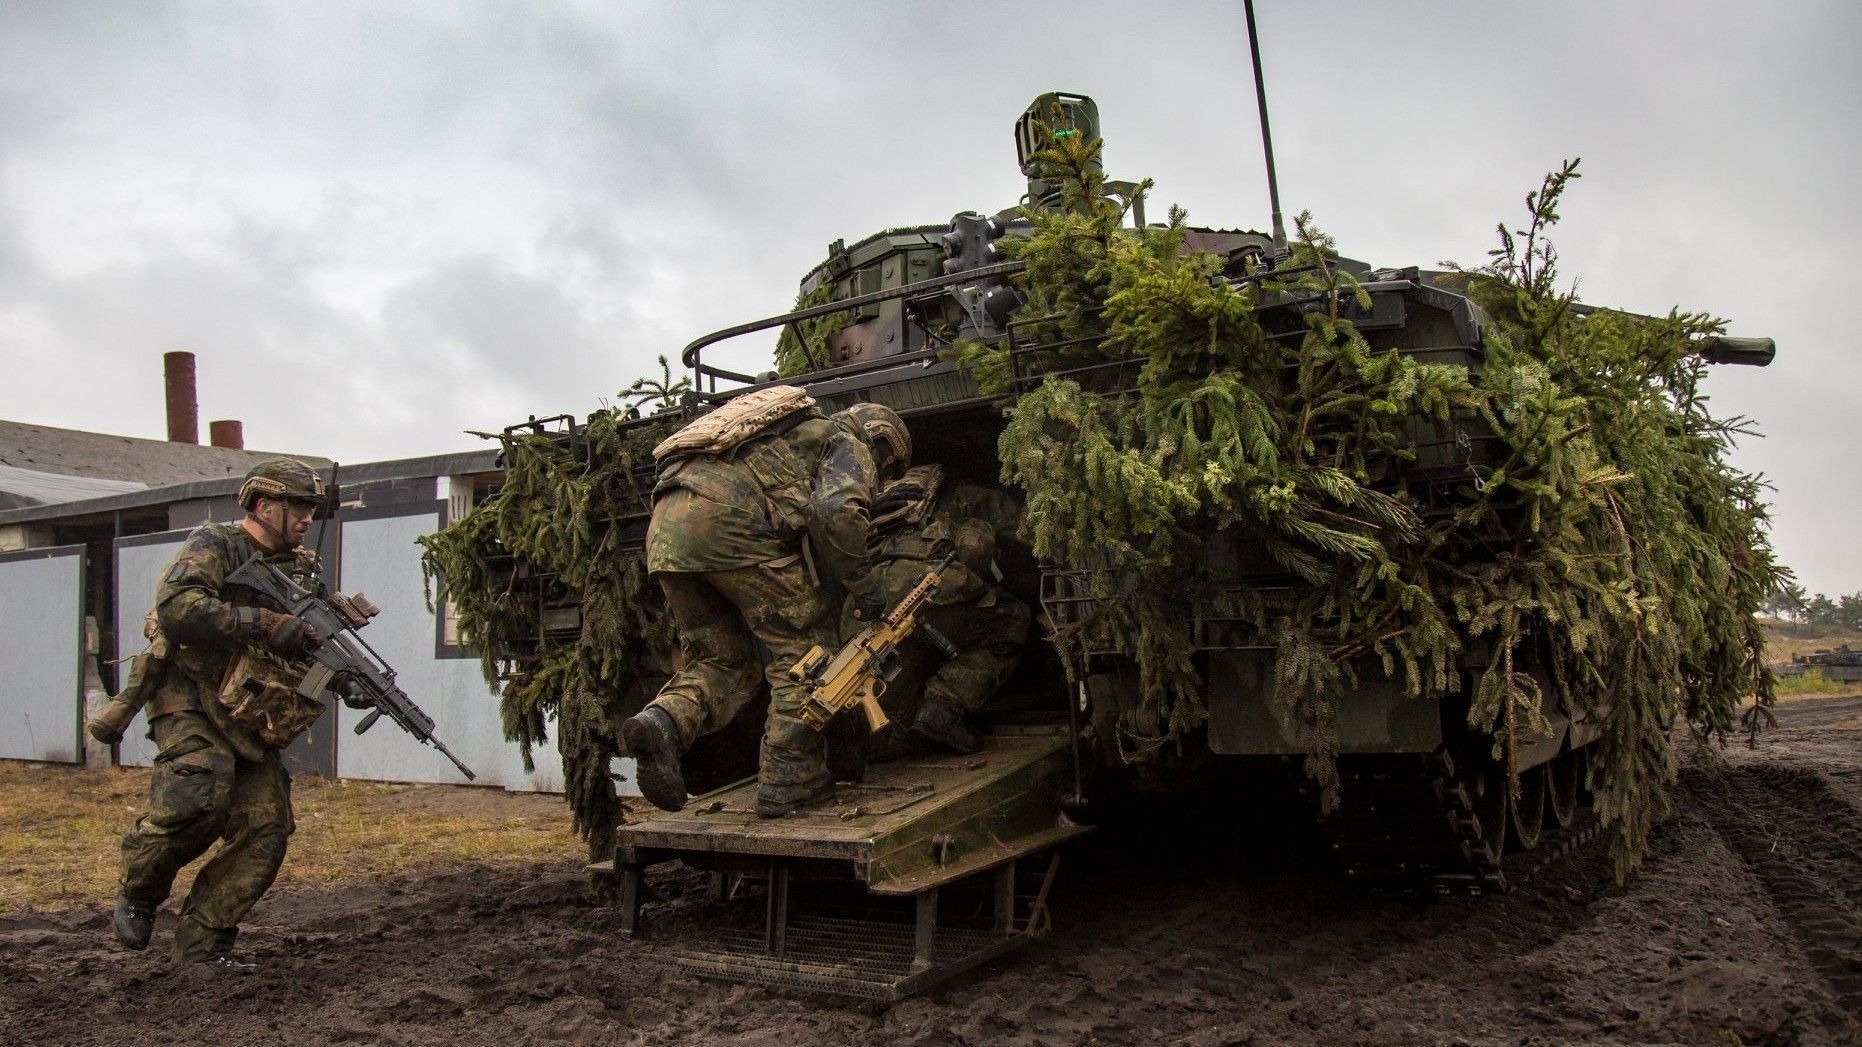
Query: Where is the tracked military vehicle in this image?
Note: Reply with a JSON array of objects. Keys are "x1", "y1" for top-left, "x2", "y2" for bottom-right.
[{"x1": 472, "y1": 89, "x2": 1775, "y2": 998}]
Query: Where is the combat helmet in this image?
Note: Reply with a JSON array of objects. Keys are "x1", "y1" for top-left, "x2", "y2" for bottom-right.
[
  {"x1": 839, "y1": 402, "x2": 912, "y2": 471},
  {"x1": 237, "y1": 458, "x2": 326, "y2": 511}
]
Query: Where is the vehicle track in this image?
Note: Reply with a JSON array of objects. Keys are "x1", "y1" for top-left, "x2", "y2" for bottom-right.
[{"x1": 1695, "y1": 760, "x2": 1862, "y2": 1015}]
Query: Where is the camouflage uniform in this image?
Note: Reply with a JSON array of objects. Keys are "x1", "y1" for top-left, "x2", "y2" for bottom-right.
[
  {"x1": 641, "y1": 409, "x2": 878, "y2": 808},
  {"x1": 118, "y1": 521, "x2": 319, "y2": 963},
  {"x1": 850, "y1": 481, "x2": 1030, "y2": 738}
]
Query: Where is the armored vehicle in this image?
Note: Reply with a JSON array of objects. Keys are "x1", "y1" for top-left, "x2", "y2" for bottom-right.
[
  {"x1": 480, "y1": 91, "x2": 1773, "y2": 998},
  {"x1": 1793, "y1": 645, "x2": 1862, "y2": 683}
]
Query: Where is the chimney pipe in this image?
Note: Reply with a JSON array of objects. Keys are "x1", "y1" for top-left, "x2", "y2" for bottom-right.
[
  {"x1": 164, "y1": 351, "x2": 199, "y2": 444},
  {"x1": 209, "y1": 419, "x2": 245, "y2": 450}
]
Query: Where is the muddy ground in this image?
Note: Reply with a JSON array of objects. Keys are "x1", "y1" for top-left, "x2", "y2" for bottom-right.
[{"x1": 3, "y1": 695, "x2": 1859, "y2": 1046}]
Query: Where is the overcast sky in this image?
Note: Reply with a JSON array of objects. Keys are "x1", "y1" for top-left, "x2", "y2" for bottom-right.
[{"x1": 1, "y1": 1, "x2": 1856, "y2": 593}]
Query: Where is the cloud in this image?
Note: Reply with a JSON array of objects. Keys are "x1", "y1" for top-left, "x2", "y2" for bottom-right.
[{"x1": 0, "y1": 0, "x2": 1854, "y2": 592}]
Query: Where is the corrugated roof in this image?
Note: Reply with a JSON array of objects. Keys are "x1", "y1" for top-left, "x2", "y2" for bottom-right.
[
  {"x1": 0, "y1": 418, "x2": 331, "y2": 487},
  {"x1": 0, "y1": 446, "x2": 501, "y2": 527}
]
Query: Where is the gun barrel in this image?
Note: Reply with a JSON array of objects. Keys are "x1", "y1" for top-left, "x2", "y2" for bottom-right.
[
  {"x1": 430, "y1": 736, "x2": 477, "y2": 780},
  {"x1": 1698, "y1": 335, "x2": 1775, "y2": 367}
]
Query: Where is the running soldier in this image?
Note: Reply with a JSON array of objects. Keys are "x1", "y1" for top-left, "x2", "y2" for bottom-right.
[{"x1": 113, "y1": 458, "x2": 333, "y2": 972}]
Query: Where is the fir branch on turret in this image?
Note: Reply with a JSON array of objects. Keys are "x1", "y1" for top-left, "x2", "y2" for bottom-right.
[
  {"x1": 419, "y1": 388, "x2": 685, "y2": 860},
  {"x1": 968, "y1": 140, "x2": 1778, "y2": 877}
]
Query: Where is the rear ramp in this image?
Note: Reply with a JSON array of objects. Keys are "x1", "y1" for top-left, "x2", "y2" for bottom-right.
[{"x1": 595, "y1": 723, "x2": 1090, "y2": 999}]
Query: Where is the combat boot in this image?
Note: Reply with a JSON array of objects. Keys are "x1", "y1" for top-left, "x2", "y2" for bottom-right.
[
  {"x1": 911, "y1": 699, "x2": 981, "y2": 755},
  {"x1": 755, "y1": 718, "x2": 834, "y2": 818},
  {"x1": 620, "y1": 706, "x2": 688, "y2": 812},
  {"x1": 112, "y1": 894, "x2": 156, "y2": 951}
]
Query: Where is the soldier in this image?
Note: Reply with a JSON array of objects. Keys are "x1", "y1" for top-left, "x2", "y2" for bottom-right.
[
  {"x1": 112, "y1": 458, "x2": 331, "y2": 972},
  {"x1": 850, "y1": 467, "x2": 1031, "y2": 753},
  {"x1": 621, "y1": 390, "x2": 910, "y2": 817}
]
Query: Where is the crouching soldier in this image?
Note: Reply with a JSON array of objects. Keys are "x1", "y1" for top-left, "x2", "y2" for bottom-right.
[
  {"x1": 113, "y1": 459, "x2": 331, "y2": 972},
  {"x1": 850, "y1": 466, "x2": 1031, "y2": 753},
  {"x1": 621, "y1": 390, "x2": 911, "y2": 817}
]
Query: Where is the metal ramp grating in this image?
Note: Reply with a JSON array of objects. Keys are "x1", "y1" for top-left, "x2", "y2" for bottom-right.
[{"x1": 672, "y1": 913, "x2": 1030, "y2": 1000}]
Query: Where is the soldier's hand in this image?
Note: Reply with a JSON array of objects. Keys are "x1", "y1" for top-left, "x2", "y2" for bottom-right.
[
  {"x1": 337, "y1": 677, "x2": 374, "y2": 710},
  {"x1": 871, "y1": 481, "x2": 926, "y2": 519},
  {"x1": 260, "y1": 611, "x2": 322, "y2": 657}
]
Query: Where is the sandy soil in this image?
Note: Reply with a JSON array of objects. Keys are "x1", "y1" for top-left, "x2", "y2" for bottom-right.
[{"x1": 3, "y1": 695, "x2": 1858, "y2": 1046}]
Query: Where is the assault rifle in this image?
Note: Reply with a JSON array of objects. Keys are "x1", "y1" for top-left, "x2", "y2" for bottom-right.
[
  {"x1": 788, "y1": 554, "x2": 958, "y2": 733},
  {"x1": 226, "y1": 554, "x2": 477, "y2": 780}
]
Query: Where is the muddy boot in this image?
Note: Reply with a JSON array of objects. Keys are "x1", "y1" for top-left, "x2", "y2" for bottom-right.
[
  {"x1": 912, "y1": 699, "x2": 981, "y2": 755},
  {"x1": 755, "y1": 718, "x2": 834, "y2": 818},
  {"x1": 621, "y1": 707, "x2": 688, "y2": 812},
  {"x1": 112, "y1": 894, "x2": 156, "y2": 951}
]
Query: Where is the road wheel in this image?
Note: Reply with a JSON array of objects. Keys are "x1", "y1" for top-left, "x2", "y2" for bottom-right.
[
  {"x1": 1508, "y1": 764, "x2": 1546, "y2": 850},
  {"x1": 1545, "y1": 745, "x2": 1579, "y2": 829},
  {"x1": 1468, "y1": 761, "x2": 1509, "y2": 865}
]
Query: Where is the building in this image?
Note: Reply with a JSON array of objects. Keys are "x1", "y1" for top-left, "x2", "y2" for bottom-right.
[{"x1": 0, "y1": 433, "x2": 589, "y2": 794}]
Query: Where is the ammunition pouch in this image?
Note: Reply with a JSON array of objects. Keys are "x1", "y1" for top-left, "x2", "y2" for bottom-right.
[{"x1": 217, "y1": 647, "x2": 325, "y2": 749}]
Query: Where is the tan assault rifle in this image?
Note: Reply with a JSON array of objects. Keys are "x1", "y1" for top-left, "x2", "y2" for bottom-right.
[{"x1": 788, "y1": 554, "x2": 958, "y2": 733}]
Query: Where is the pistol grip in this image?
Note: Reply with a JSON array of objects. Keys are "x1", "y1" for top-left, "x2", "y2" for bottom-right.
[{"x1": 859, "y1": 680, "x2": 890, "y2": 733}]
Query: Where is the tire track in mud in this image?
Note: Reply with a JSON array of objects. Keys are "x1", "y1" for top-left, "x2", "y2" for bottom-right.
[{"x1": 1695, "y1": 761, "x2": 1862, "y2": 1017}]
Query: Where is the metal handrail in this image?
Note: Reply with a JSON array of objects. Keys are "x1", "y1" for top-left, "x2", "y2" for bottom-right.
[{"x1": 679, "y1": 259, "x2": 1030, "y2": 388}]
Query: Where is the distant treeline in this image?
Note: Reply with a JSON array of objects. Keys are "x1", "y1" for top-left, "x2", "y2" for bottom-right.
[{"x1": 1764, "y1": 583, "x2": 1862, "y2": 631}]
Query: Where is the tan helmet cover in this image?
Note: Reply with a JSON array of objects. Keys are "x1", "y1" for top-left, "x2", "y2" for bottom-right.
[{"x1": 238, "y1": 458, "x2": 326, "y2": 511}]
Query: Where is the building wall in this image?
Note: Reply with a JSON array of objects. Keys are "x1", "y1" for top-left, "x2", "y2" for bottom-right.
[
  {"x1": 333, "y1": 501, "x2": 560, "y2": 788},
  {"x1": 0, "y1": 545, "x2": 84, "y2": 763},
  {"x1": 113, "y1": 530, "x2": 190, "y2": 768},
  {"x1": 4, "y1": 468, "x2": 605, "y2": 797}
]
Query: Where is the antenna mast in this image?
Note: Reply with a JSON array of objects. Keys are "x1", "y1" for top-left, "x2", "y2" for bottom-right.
[{"x1": 1244, "y1": 0, "x2": 1288, "y2": 260}]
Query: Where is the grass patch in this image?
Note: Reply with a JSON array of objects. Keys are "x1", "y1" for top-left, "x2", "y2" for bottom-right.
[
  {"x1": 0, "y1": 762, "x2": 578, "y2": 913},
  {"x1": 1759, "y1": 621, "x2": 1862, "y2": 665},
  {"x1": 1772, "y1": 669, "x2": 1862, "y2": 702}
]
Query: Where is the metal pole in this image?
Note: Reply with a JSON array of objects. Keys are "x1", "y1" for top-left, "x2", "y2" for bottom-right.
[{"x1": 1244, "y1": 0, "x2": 1288, "y2": 259}]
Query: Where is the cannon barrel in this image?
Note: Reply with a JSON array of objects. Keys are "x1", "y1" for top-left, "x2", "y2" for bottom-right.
[{"x1": 1698, "y1": 335, "x2": 1775, "y2": 367}]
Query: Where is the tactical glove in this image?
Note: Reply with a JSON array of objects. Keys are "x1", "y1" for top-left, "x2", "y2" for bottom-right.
[
  {"x1": 258, "y1": 610, "x2": 322, "y2": 657},
  {"x1": 337, "y1": 676, "x2": 374, "y2": 710},
  {"x1": 870, "y1": 481, "x2": 925, "y2": 519}
]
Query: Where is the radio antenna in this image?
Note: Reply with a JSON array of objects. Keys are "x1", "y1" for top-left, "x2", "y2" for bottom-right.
[{"x1": 1244, "y1": 0, "x2": 1288, "y2": 261}]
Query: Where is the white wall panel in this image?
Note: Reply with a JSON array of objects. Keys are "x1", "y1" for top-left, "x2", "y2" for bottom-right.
[
  {"x1": 0, "y1": 546, "x2": 83, "y2": 763},
  {"x1": 337, "y1": 508, "x2": 558, "y2": 790},
  {"x1": 113, "y1": 533, "x2": 189, "y2": 767}
]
